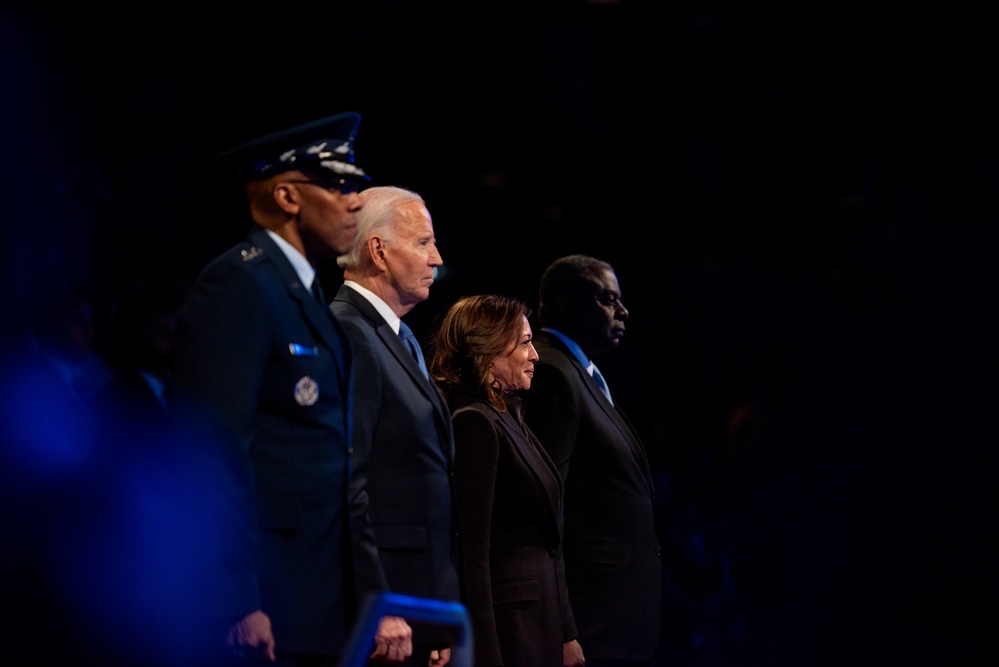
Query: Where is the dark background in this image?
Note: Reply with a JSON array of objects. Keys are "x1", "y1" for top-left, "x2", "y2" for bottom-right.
[{"x1": 3, "y1": 2, "x2": 997, "y2": 665}]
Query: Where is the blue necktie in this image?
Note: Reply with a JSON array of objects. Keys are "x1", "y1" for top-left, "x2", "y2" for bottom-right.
[
  {"x1": 589, "y1": 362, "x2": 613, "y2": 405},
  {"x1": 399, "y1": 321, "x2": 429, "y2": 379}
]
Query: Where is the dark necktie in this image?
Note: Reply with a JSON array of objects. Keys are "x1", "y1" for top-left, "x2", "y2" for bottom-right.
[
  {"x1": 312, "y1": 276, "x2": 326, "y2": 306},
  {"x1": 590, "y1": 362, "x2": 614, "y2": 405},
  {"x1": 399, "y1": 321, "x2": 429, "y2": 379}
]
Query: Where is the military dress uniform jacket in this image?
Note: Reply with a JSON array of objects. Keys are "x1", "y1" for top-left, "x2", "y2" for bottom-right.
[
  {"x1": 171, "y1": 225, "x2": 356, "y2": 658},
  {"x1": 330, "y1": 285, "x2": 463, "y2": 606},
  {"x1": 451, "y1": 395, "x2": 577, "y2": 667},
  {"x1": 525, "y1": 331, "x2": 663, "y2": 660}
]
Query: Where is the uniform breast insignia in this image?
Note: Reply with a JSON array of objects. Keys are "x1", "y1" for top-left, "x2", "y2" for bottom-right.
[
  {"x1": 294, "y1": 375, "x2": 319, "y2": 406},
  {"x1": 240, "y1": 247, "x2": 263, "y2": 262}
]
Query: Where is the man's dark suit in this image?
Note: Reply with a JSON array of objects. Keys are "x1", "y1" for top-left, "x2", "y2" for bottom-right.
[
  {"x1": 172, "y1": 225, "x2": 356, "y2": 658},
  {"x1": 330, "y1": 285, "x2": 462, "y2": 607},
  {"x1": 526, "y1": 331, "x2": 663, "y2": 661}
]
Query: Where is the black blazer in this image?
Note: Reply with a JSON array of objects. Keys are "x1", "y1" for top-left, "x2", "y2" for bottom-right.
[
  {"x1": 451, "y1": 395, "x2": 576, "y2": 667},
  {"x1": 331, "y1": 285, "x2": 462, "y2": 606},
  {"x1": 172, "y1": 225, "x2": 355, "y2": 657},
  {"x1": 525, "y1": 331, "x2": 663, "y2": 660}
]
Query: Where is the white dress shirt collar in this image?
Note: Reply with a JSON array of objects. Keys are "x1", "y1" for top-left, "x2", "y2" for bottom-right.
[
  {"x1": 266, "y1": 230, "x2": 317, "y2": 292},
  {"x1": 343, "y1": 280, "x2": 401, "y2": 333}
]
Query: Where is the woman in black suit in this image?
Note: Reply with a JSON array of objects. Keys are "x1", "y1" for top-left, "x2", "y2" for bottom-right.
[{"x1": 428, "y1": 295, "x2": 584, "y2": 667}]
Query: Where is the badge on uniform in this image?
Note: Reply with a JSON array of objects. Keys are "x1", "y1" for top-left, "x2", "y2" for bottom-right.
[
  {"x1": 294, "y1": 376, "x2": 319, "y2": 406},
  {"x1": 240, "y1": 246, "x2": 263, "y2": 262}
]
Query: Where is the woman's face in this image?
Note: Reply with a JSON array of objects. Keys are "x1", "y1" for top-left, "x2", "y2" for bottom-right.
[{"x1": 488, "y1": 315, "x2": 539, "y2": 393}]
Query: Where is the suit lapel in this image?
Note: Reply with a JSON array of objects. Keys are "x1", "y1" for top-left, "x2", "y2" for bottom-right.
[
  {"x1": 545, "y1": 333, "x2": 655, "y2": 491},
  {"x1": 335, "y1": 285, "x2": 454, "y2": 446},
  {"x1": 575, "y1": 360, "x2": 654, "y2": 488},
  {"x1": 494, "y1": 406, "x2": 563, "y2": 538},
  {"x1": 249, "y1": 228, "x2": 350, "y2": 381}
]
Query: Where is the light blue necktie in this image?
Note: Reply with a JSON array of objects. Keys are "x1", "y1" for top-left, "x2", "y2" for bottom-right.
[
  {"x1": 589, "y1": 362, "x2": 613, "y2": 405},
  {"x1": 399, "y1": 321, "x2": 429, "y2": 379}
]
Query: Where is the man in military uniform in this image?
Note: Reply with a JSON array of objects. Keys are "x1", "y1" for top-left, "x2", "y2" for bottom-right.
[{"x1": 171, "y1": 112, "x2": 411, "y2": 666}]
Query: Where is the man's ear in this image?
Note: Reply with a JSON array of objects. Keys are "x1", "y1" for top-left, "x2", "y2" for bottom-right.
[
  {"x1": 556, "y1": 291, "x2": 579, "y2": 318},
  {"x1": 368, "y1": 236, "x2": 388, "y2": 270},
  {"x1": 271, "y1": 182, "x2": 301, "y2": 215}
]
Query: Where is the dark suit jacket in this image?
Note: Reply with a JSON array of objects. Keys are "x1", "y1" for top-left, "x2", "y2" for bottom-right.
[
  {"x1": 331, "y1": 285, "x2": 462, "y2": 608},
  {"x1": 525, "y1": 331, "x2": 663, "y2": 660},
  {"x1": 451, "y1": 395, "x2": 576, "y2": 667},
  {"x1": 172, "y1": 225, "x2": 355, "y2": 657}
]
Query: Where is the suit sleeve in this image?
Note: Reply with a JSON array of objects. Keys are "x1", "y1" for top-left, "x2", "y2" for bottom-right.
[
  {"x1": 171, "y1": 261, "x2": 271, "y2": 624},
  {"x1": 338, "y1": 317, "x2": 391, "y2": 599},
  {"x1": 524, "y1": 361, "x2": 580, "y2": 481},
  {"x1": 557, "y1": 539, "x2": 578, "y2": 642},
  {"x1": 451, "y1": 407, "x2": 504, "y2": 667}
]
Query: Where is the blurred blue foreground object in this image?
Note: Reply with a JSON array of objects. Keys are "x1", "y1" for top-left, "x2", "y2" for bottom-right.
[{"x1": 338, "y1": 592, "x2": 473, "y2": 667}]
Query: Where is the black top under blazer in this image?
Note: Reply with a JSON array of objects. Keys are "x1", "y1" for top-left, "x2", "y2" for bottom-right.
[
  {"x1": 171, "y1": 225, "x2": 355, "y2": 657},
  {"x1": 525, "y1": 331, "x2": 663, "y2": 660},
  {"x1": 330, "y1": 285, "x2": 463, "y2": 608},
  {"x1": 451, "y1": 395, "x2": 577, "y2": 667}
]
